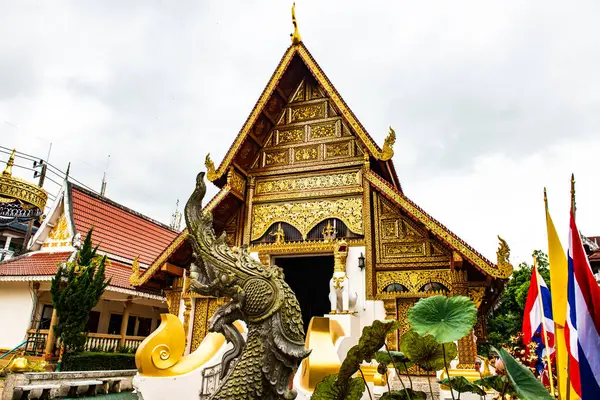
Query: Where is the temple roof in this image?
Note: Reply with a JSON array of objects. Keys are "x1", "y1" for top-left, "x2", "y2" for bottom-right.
[
  {"x1": 365, "y1": 170, "x2": 512, "y2": 279},
  {"x1": 206, "y1": 42, "x2": 401, "y2": 190},
  {"x1": 70, "y1": 184, "x2": 178, "y2": 265}
]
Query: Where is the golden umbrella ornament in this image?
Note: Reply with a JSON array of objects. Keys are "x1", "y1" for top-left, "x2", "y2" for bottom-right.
[{"x1": 0, "y1": 150, "x2": 48, "y2": 226}]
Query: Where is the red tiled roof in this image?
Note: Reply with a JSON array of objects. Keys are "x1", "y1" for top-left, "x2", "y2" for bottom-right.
[
  {"x1": 0, "y1": 251, "x2": 159, "y2": 295},
  {"x1": 70, "y1": 185, "x2": 178, "y2": 265},
  {"x1": 0, "y1": 251, "x2": 71, "y2": 276}
]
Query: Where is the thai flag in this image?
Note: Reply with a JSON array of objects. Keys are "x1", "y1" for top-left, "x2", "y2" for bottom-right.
[
  {"x1": 566, "y1": 211, "x2": 600, "y2": 399},
  {"x1": 523, "y1": 266, "x2": 555, "y2": 356}
]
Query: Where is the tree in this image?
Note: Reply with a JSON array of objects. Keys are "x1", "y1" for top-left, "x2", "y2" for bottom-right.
[
  {"x1": 484, "y1": 250, "x2": 550, "y2": 353},
  {"x1": 50, "y1": 229, "x2": 110, "y2": 353}
]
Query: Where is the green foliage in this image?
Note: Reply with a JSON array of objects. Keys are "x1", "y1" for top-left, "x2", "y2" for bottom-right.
[
  {"x1": 312, "y1": 320, "x2": 399, "y2": 400},
  {"x1": 408, "y1": 296, "x2": 477, "y2": 344},
  {"x1": 485, "y1": 250, "x2": 550, "y2": 351},
  {"x1": 51, "y1": 230, "x2": 110, "y2": 353},
  {"x1": 375, "y1": 350, "x2": 414, "y2": 371},
  {"x1": 439, "y1": 376, "x2": 485, "y2": 396},
  {"x1": 475, "y1": 374, "x2": 517, "y2": 397},
  {"x1": 400, "y1": 330, "x2": 457, "y2": 371},
  {"x1": 379, "y1": 388, "x2": 427, "y2": 400},
  {"x1": 493, "y1": 347, "x2": 553, "y2": 400},
  {"x1": 62, "y1": 352, "x2": 135, "y2": 371}
]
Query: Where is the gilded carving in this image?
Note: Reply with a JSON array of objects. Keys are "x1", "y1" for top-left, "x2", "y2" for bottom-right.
[
  {"x1": 191, "y1": 298, "x2": 209, "y2": 352},
  {"x1": 255, "y1": 171, "x2": 361, "y2": 196},
  {"x1": 496, "y1": 236, "x2": 514, "y2": 278},
  {"x1": 294, "y1": 145, "x2": 319, "y2": 162},
  {"x1": 290, "y1": 103, "x2": 325, "y2": 122},
  {"x1": 292, "y1": 83, "x2": 305, "y2": 102},
  {"x1": 325, "y1": 142, "x2": 351, "y2": 158},
  {"x1": 227, "y1": 168, "x2": 246, "y2": 196},
  {"x1": 165, "y1": 290, "x2": 182, "y2": 316},
  {"x1": 374, "y1": 193, "x2": 450, "y2": 266},
  {"x1": 182, "y1": 298, "x2": 192, "y2": 347},
  {"x1": 278, "y1": 128, "x2": 304, "y2": 144},
  {"x1": 310, "y1": 121, "x2": 336, "y2": 139},
  {"x1": 43, "y1": 213, "x2": 71, "y2": 248},
  {"x1": 251, "y1": 197, "x2": 363, "y2": 240},
  {"x1": 251, "y1": 238, "x2": 364, "y2": 257},
  {"x1": 376, "y1": 270, "x2": 454, "y2": 294},
  {"x1": 469, "y1": 287, "x2": 485, "y2": 308},
  {"x1": 265, "y1": 150, "x2": 288, "y2": 166},
  {"x1": 366, "y1": 170, "x2": 512, "y2": 279}
]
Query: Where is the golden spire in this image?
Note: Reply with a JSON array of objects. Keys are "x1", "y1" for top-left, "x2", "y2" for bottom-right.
[
  {"x1": 3, "y1": 149, "x2": 16, "y2": 176},
  {"x1": 291, "y1": 2, "x2": 302, "y2": 45}
]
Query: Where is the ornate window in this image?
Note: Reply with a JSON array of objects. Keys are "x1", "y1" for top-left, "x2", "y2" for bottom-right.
[{"x1": 383, "y1": 283, "x2": 409, "y2": 293}]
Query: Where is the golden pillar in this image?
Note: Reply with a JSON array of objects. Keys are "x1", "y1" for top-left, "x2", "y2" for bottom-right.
[
  {"x1": 119, "y1": 299, "x2": 133, "y2": 348},
  {"x1": 43, "y1": 308, "x2": 58, "y2": 359},
  {"x1": 242, "y1": 176, "x2": 255, "y2": 245}
]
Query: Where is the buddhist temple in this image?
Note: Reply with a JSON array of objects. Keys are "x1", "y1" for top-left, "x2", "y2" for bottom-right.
[{"x1": 130, "y1": 8, "x2": 513, "y2": 397}]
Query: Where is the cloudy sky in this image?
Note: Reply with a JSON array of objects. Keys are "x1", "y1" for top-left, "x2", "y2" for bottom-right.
[{"x1": 2, "y1": 0, "x2": 599, "y2": 265}]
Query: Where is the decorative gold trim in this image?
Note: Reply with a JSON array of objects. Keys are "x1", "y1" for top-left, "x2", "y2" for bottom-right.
[
  {"x1": 251, "y1": 197, "x2": 363, "y2": 240},
  {"x1": 205, "y1": 154, "x2": 218, "y2": 182},
  {"x1": 365, "y1": 170, "x2": 511, "y2": 279},
  {"x1": 379, "y1": 127, "x2": 396, "y2": 161},
  {"x1": 250, "y1": 238, "x2": 364, "y2": 257},
  {"x1": 376, "y1": 270, "x2": 454, "y2": 294},
  {"x1": 0, "y1": 149, "x2": 48, "y2": 212},
  {"x1": 208, "y1": 43, "x2": 395, "y2": 182}
]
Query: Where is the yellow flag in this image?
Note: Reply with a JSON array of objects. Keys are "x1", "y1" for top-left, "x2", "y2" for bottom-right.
[{"x1": 545, "y1": 195, "x2": 572, "y2": 399}]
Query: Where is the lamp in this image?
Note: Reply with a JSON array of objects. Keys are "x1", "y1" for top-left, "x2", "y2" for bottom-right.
[{"x1": 358, "y1": 253, "x2": 365, "y2": 270}]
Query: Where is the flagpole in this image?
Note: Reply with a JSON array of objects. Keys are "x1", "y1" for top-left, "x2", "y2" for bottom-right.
[
  {"x1": 534, "y1": 256, "x2": 556, "y2": 396},
  {"x1": 571, "y1": 174, "x2": 576, "y2": 220}
]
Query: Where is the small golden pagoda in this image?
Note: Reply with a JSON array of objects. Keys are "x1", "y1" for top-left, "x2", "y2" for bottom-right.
[{"x1": 130, "y1": 6, "x2": 512, "y2": 380}]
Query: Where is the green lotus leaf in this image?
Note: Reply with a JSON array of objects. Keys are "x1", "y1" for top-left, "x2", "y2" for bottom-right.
[
  {"x1": 408, "y1": 295, "x2": 477, "y2": 343},
  {"x1": 379, "y1": 388, "x2": 427, "y2": 400},
  {"x1": 474, "y1": 374, "x2": 518, "y2": 397},
  {"x1": 312, "y1": 375, "x2": 366, "y2": 400},
  {"x1": 493, "y1": 346, "x2": 553, "y2": 400},
  {"x1": 439, "y1": 376, "x2": 485, "y2": 396},
  {"x1": 400, "y1": 330, "x2": 457, "y2": 371},
  {"x1": 356, "y1": 319, "x2": 401, "y2": 362},
  {"x1": 375, "y1": 350, "x2": 414, "y2": 371}
]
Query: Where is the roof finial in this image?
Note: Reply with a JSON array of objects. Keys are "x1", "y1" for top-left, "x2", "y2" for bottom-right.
[
  {"x1": 291, "y1": 2, "x2": 302, "y2": 45},
  {"x1": 379, "y1": 127, "x2": 396, "y2": 161},
  {"x1": 3, "y1": 149, "x2": 16, "y2": 176}
]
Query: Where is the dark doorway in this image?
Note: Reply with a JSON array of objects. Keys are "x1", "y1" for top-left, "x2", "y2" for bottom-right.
[{"x1": 274, "y1": 255, "x2": 334, "y2": 330}]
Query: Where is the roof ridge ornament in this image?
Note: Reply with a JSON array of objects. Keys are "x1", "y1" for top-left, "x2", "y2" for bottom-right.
[
  {"x1": 291, "y1": 2, "x2": 302, "y2": 45},
  {"x1": 379, "y1": 126, "x2": 396, "y2": 161},
  {"x1": 205, "y1": 153, "x2": 218, "y2": 182}
]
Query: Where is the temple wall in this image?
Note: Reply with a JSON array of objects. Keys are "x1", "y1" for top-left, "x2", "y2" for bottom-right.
[{"x1": 0, "y1": 282, "x2": 35, "y2": 350}]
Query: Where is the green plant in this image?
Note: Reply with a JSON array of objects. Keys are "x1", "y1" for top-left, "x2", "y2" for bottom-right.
[
  {"x1": 407, "y1": 295, "x2": 477, "y2": 400},
  {"x1": 400, "y1": 329, "x2": 457, "y2": 399},
  {"x1": 492, "y1": 347, "x2": 552, "y2": 400},
  {"x1": 475, "y1": 374, "x2": 517, "y2": 398},
  {"x1": 438, "y1": 376, "x2": 484, "y2": 400},
  {"x1": 312, "y1": 320, "x2": 400, "y2": 400},
  {"x1": 379, "y1": 388, "x2": 427, "y2": 400},
  {"x1": 62, "y1": 352, "x2": 136, "y2": 371},
  {"x1": 51, "y1": 229, "x2": 110, "y2": 353}
]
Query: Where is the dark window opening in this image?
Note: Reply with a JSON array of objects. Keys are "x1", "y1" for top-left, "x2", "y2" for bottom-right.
[
  {"x1": 137, "y1": 317, "x2": 152, "y2": 337},
  {"x1": 383, "y1": 283, "x2": 409, "y2": 293},
  {"x1": 86, "y1": 311, "x2": 101, "y2": 333},
  {"x1": 274, "y1": 255, "x2": 334, "y2": 331},
  {"x1": 126, "y1": 316, "x2": 136, "y2": 336},
  {"x1": 419, "y1": 282, "x2": 449, "y2": 293},
  {"x1": 38, "y1": 304, "x2": 54, "y2": 330},
  {"x1": 108, "y1": 314, "x2": 123, "y2": 335}
]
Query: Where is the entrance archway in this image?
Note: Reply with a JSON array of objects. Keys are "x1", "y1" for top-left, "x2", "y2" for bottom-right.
[{"x1": 274, "y1": 255, "x2": 333, "y2": 330}]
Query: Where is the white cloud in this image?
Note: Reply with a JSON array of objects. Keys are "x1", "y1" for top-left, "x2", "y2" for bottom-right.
[{"x1": 1, "y1": 0, "x2": 599, "y2": 266}]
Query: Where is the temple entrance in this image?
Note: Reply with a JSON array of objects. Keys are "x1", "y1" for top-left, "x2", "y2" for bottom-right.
[{"x1": 274, "y1": 255, "x2": 334, "y2": 330}]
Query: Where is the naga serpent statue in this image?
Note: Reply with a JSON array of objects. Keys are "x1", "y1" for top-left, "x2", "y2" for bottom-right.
[{"x1": 184, "y1": 172, "x2": 311, "y2": 400}]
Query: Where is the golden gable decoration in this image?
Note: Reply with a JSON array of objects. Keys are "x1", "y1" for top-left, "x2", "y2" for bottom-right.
[{"x1": 251, "y1": 197, "x2": 363, "y2": 241}]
